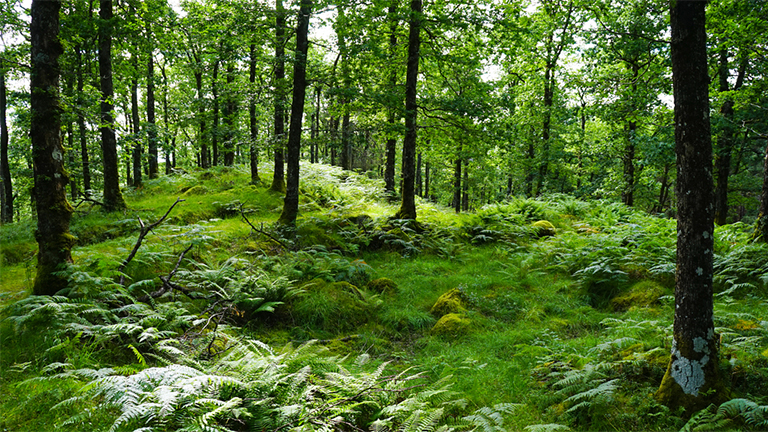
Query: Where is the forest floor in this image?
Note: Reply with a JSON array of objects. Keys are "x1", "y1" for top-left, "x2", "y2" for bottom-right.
[{"x1": 1, "y1": 163, "x2": 767, "y2": 431}]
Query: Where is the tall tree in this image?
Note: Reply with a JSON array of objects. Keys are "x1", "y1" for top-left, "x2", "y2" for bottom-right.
[
  {"x1": 30, "y1": 0, "x2": 75, "y2": 295},
  {"x1": 270, "y1": 0, "x2": 287, "y2": 192},
  {"x1": 755, "y1": 139, "x2": 768, "y2": 242},
  {"x1": 99, "y1": 0, "x2": 126, "y2": 211},
  {"x1": 394, "y1": 0, "x2": 422, "y2": 220},
  {"x1": 278, "y1": 0, "x2": 312, "y2": 226},
  {"x1": 0, "y1": 70, "x2": 12, "y2": 223},
  {"x1": 655, "y1": 0, "x2": 726, "y2": 411},
  {"x1": 249, "y1": 43, "x2": 261, "y2": 184},
  {"x1": 146, "y1": 28, "x2": 159, "y2": 179}
]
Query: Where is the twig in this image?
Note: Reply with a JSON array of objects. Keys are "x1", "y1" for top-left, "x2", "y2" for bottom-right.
[
  {"x1": 239, "y1": 204, "x2": 290, "y2": 250},
  {"x1": 135, "y1": 244, "x2": 196, "y2": 303},
  {"x1": 118, "y1": 197, "x2": 184, "y2": 285}
]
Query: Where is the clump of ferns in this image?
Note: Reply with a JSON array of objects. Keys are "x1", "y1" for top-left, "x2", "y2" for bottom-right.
[
  {"x1": 51, "y1": 340, "x2": 517, "y2": 432},
  {"x1": 681, "y1": 398, "x2": 768, "y2": 432},
  {"x1": 714, "y1": 243, "x2": 768, "y2": 293}
]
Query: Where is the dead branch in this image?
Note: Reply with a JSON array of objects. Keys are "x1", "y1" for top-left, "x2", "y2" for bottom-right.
[
  {"x1": 239, "y1": 204, "x2": 291, "y2": 250},
  {"x1": 135, "y1": 244, "x2": 196, "y2": 303},
  {"x1": 119, "y1": 197, "x2": 184, "y2": 285}
]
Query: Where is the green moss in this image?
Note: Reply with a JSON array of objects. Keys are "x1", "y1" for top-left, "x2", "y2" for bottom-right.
[
  {"x1": 431, "y1": 313, "x2": 470, "y2": 336},
  {"x1": 532, "y1": 220, "x2": 556, "y2": 237},
  {"x1": 611, "y1": 280, "x2": 667, "y2": 311},
  {"x1": 181, "y1": 185, "x2": 208, "y2": 196},
  {"x1": 290, "y1": 279, "x2": 371, "y2": 332},
  {"x1": 367, "y1": 277, "x2": 397, "y2": 294},
  {"x1": 430, "y1": 288, "x2": 466, "y2": 317}
]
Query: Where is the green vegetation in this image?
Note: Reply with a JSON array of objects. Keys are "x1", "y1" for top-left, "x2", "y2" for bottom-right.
[{"x1": 1, "y1": 164, "x2": 767, "y2": 431}]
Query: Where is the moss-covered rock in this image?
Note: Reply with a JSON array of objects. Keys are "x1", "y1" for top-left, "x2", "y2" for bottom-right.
[
  {"x1": 431, "y1": 313, "x2": 471, "y2": 336},
  {"x1": 290, "y1": 279, "x2": 370, "y2": 332},
  {"x1": 181, "y1": 185, "x2": 208, "y2": 196},
  {"x1": 532, "y1": 220, "x2": 556, "y2": 237},
  {"x1": 367, "y1": 277, "x2": 397, "y2": 294},
  {"x1": 611, "y1": 280, "x2": 667, "y2": 311},
  {"x1": 430, "y1": 288, "x2": 466, "y2": 317}
]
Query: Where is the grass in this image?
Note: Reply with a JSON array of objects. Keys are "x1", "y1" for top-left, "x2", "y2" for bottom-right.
[{"x1": 0, "y1": 162, "x2": 767, "y2": 431}]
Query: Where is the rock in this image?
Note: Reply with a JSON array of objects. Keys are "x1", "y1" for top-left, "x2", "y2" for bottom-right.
[
  {"x1": 430, "y1": 288, "x2": 466, "y2": 317},
  {"x1": 532, "y1": 220, "x2": 556, "y2": 237},
  {"x1": 610, "y1": 280, "x2": 667, "y2": 311},
  {"x1": 431, "y1": 313, "x2": 470, "y2": 335},
  {"x1": 367, "y1": 277, "x2": 397, "y2": 294}
]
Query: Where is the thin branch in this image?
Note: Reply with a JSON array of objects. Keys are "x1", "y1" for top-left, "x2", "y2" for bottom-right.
[{"x1": 239, "y1": 204, "x2": 291, "y2": 250}]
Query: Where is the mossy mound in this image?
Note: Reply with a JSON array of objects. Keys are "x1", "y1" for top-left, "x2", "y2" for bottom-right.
[
  {"x1": 367, "y1": 277, "x2": 397, "y2": 294},
  {"x1": 431, "y1": 313, "x2": 471, "y2": 336},
  {"x1": 296, "y1": 224, "x2": 347, "y2": 251},
  {"x1": 611, "y1": 280, "x2": 667, "y2": 311},
  {"x1": 532, "y1": 220, "x2": 556, "y2": 237},
  {"x1": 180, "y1": 185, "x2": 208, "y2": 196},
  {"x1": 290, "y1": 279, "x2": 371, "y2": 332},
  {"x1": 430, "y1": 288, "x2": 466, "y2": 317}
]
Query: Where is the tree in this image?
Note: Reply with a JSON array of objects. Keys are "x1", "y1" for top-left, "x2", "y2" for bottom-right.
[
  {"x1": 1, "y1": 69, "x2": 12, "y2": 223},
  {"x1": 99, "y1": 0, "x2": 126, "y2": 211},
  {"x1": 270, "y1": 0, "x2": 287, "y2": 193},
  {"x1": 394, "y1": 0, "x2": 422, "y2": 220},
  {"x1": 655, "y1": 1, "x2": 726, "y2": 411},
  {"x1": 278, "y1": 0, "x2": 312, "y2": 226},
  {"x1": 30, "y1": 0, "x2": 75, "y2": 295}
]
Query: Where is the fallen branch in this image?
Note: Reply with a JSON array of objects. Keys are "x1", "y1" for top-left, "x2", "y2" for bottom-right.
[
  {"x1": 119, "y1": 197, "x2": 184, "y2": 285},
  {"x1": 239, "y1": 204, "x2": 291, "y2": 250},
  {"x1": 136, "y1": 243, "x2": 196, "y2": 303}
]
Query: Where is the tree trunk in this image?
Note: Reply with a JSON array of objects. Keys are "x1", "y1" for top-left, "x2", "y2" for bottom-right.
[
  {"x1": 537, "y1": 62, "x2": 554, "y2": 194},
  {"x1": 462, "y1": 162, "x2": 469, "y2": 211},
  {"x1": 278, "y1": 0, "x2": 312, "y2": 226},
  {"x1": 99, "y1": 0, "x2": 126, "y2": 211},
  {"x1": 270, "y1": 0, "x2": 287, "y2": 192},
  {"x1": 1, "y1": 71, "x2": 13, "y2": 223},
  {"x1": 131, "y1": 70, "x2": 142, "y2": 187},
  {"x1": 395, "y1": 0, "x2": 421, "y2": 220},
  {"x1": 211, "y1": 59, "x2": 220, "y2": 167},
  {"x1": 655, "y1": 1, "x2": 727, "y2": 412},
  {"x1": 453, "y1": 157, "x2": 461, "y2": 213},
  {"x1": 754, "y1": 140, "x2": 768, "y2": 242},
  {"x1": 222, "y1": 58, "x2": 236, "y2": 166},
  {"x1": 384, "y1": 2, "x2": 399, "y2": 199},
  {"x1": 424, "y1": 161, "x2": 430, "y2": 201},
  {"x1": 146, "y1": 41, "x2": 158, "y2": 178},
  {"x1": 416, "y1": 152, "x2": 422, "y2": 197},
  {"x1": 249, "y1": 44, "x2": 260, "y2": 184},
  {"x1": 194, "y1": 69, "x2": 208, "y2": 169},
  {"x1": 31, "y1": 0, "x2": 74, "y2": 295},
  {"x1": 75, "y1": 45, "x2": 91, "y2": 195}
]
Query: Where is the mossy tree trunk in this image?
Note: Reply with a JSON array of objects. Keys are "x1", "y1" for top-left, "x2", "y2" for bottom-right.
[
  {"x1": 31, "y1": 0, "x2": 75, "y2": 296},
  {"x1": 99, "y1": 0, "x2": 126, "y2": 211},
  {"x1": 1, "y1": 71, "x2": 13, "y2": 224},
  {"x1": 655, "y1": 1, "x2": 727, "y2": 412},
  {"x1": 395, "y1": 0, "x2": 421, "y2": 221},
  {"x1": 278, "y1": 0, "x2": 312, "y2": 226},
  {"x1": 754, "y1": 140, "x2": 768, "y2": 242}
]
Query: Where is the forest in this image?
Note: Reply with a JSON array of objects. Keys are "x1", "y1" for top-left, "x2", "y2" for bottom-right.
[{"x1": 1, "y1": 0, "x2": 768, "y2": 430}]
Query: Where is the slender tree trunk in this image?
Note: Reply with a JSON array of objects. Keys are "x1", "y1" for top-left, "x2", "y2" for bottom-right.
[
  {"x1": 395, "y1": 0, "x2": 421, "y2": 220},
  {"x1": 161, "y1": 63, "x2": 173, "y2": 175},
  {"x1": 131, "y1": 70, "x2": 142, "y2": 187},
  {"x1": 75, "y1": 46, "x2": 91, "y2": 195},
  {"x1": 31, "y1": 0, "x2": 74, "y2": 295},
  {"x1": 622, "y1": 63, "x2": 640, "y2": 207},
  {"x1": 656, "y1": 1, "x2": 726, "y2": 412},
  {"x1": 0, "y1": 72, "x2": 13, "y2": 223},
  {"x1": 99, "y1": 0, "x2": 125, "y2": 211},
  {"x1": 249, "y1": 44, "x2": 260, "y2": 183},
  {"x1": 194, "y1": 70, "x2": 208, "y2": 169},
  {"x1": 384, "y1": 2, "x2": 399, "y2": 199},
  {"x1": 222, "y1": 59, "x2": 236, "y2": 166},
  {"x1": 271, "y1": 0, "x2": 287, "y2": 192},
  {"x1": 211, "y1": 59, "x2": 220, "y2": 166},
  {"x1": 714, "y1": 51, "x2": 747, "y2": 225},
  {"x1": 462, "y1": 162, "x2": 469, "y2": 211},
  {"x1": 416, "y1": 152, "x2": 422, "y2": 197},
  {"x1": 278, "y1": 0, "x2": 312, "y2": 226},
  {"x1": 147, "y1": 41, "x2": 158, "y2": 178},
  {"x1": 424, "y1": 161, "x2": 430, "y2": 201},
  {"x1": 453, "y1": 157, "x2": 461, "y2": 213},
  {"x1": 754, "y1": 140, "x2": 768, "y2": 242}
]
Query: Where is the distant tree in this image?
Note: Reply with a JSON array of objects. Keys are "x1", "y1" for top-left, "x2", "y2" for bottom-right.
[
  {"x1": 655, "y1": 0, "x2": 727, "y2": 411},
  {"x1": 278, "y1": 0, "x2": 312, "y2": 226},
  {"x1": 30, "y1": 0, "x2": 75, "y2": 295},
  {"x1": 270, "y1": 0, "x2": 287, "y2": 193},
  {"x1": 1, "y1": 70, "x2": 13, "y2": 223},
  {"x1": 756, "y1": 140, "x2": 768, "y2": 242},
  {"x1": 99, "y1": 0, "x2": 126, "y2": 211}
]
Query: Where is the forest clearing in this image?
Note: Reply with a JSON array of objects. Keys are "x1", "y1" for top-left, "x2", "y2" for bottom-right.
[{"x1": 1, "y1": 0, "x2": 768, "y2": 430}]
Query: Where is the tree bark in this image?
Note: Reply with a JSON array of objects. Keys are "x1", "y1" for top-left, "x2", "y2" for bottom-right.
[
  {"x1": 131, "y1": 67, "x2": 142, "y2": 187},
  {"x1": 147, "y1": 39, "x2": 158, "y2": 178},
  {"x1": 453, "y1": 156, "x2": 461, "y2": 213},
  {"x1": 754, "y1": 140, "x2": 768, "y2": 242},
  {"x1": 249, "y1": 44, "x2": 260, "y2": 184},
  {"x1": 395, "y1": 0, "x2": 421, "y2": 220},
  {"x1": 211, "y1": 59, "x2": 220, "y2": 166},
  {"x1": 31, "y1": 0, "x2": 74, "y2": 295},
  {"x1": 384, "y1": 2, "x2": 399, "y2": 199},
  {"x1": 99, "y1": 0, "x2": 126, "y2": 211},
  {"x1": 1, "y1": 71, "x2": 13, "y2": 223},
  {"x1": 194, "y1": 69, "x2": 208, "y2": 169},
  {"x1": 75, "y1": 45, "x2": 91, "y2": 195},
  {"x1": 270, "y1": 0, "x2": 287, "y2": 192},
  {"x1": 655, "y1": 1, "x2": 727, "y2": 412},
  {"x1": 278, "y1": 0, "x2": 312, "y2": 226}
]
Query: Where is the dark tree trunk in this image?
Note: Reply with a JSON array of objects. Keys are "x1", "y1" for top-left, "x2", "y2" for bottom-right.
[
  {"x1": 341, "y1": 112, "x2": 351, "y2": 170},
  {"x1": 211, "y1": 60, "x2": 220, "y2": 166},
  {"x1": 99, "y1": 0, "x2": 125, "y2": 211},
  {"x1": 223, "y1": 61, "x2": 236, "y2": 166},
  {"x1": 384, "y1": 2, "x2": 399, "y2": 199},
  {"x1": 655, "y1": 1, "x2": 726, "y2": 412},
  {"x1": 131, "y1": 70, "x2": 142, "y2": 188},
  {"x1": 424, "y1": 161, "x2": 430, "y2": 201},
  {"x1": 161, "y1": 64, "x2": 173, "y2": 175},
  {"x1": 1, "y1": 72, "x2": 13, "y2": 223},
  {"x1": 194, "y1": 70, "x2": 208, "y2": 169},
  {"x1": 271, "y1": 0, "x2": 287, "y2": 192},
  {"x1": 452, "y1": 157, "x2": 461, "y2": 213},
  {"x1": 416, "y1": 152, "x2": 422, "y2": 197},
  {"x1": 462, "y1": 162, "x2": 469, "y2": 211},
  {"x1": 75, "y1": 45, "x2": 91, "y2": 194},
  {"x1": 754, "y1": 140, "x2": 768, "y2": 242},
  {"x1": 278, "y1": 0, "x2": 312, "y2": 226},
  {"x1": 31, "y1": 0, "x2": 74, "y2": 295},
  {"x1": 537, "y1": 62, "x2": 554, "y2": 194},
  {"x1": 714, "y1": 51, "x2": 747, "y2": 225},
  {"x1": 622, "y1": 120, "x2": 637, "y2": 207},
  {"x1": 249, "y1": 44, "x2": 260, "y2": 184},
  {"x1": 395, "y1": 0, "x2": 421, "y2": 220},
  {"x1": 147, "y1": 42, "x2": 158, "y2": 178}
]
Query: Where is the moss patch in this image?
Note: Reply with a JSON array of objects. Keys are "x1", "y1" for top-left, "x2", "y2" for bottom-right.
[
  {"x1": 367, "y1": 277, "x2": 397, "y2": 294},
  {"x1": 532, "y1": 220, "x2": 556, "y2": 237},
  {"x1": 611, "y1": 280, "x2": 667, "y2": 312},
  {"x1": 430, "y1": 288, "x2": 466, "y2": 317},
  {"x1": 431, "y1": 313, "x2": 471, "y2": 336}
]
